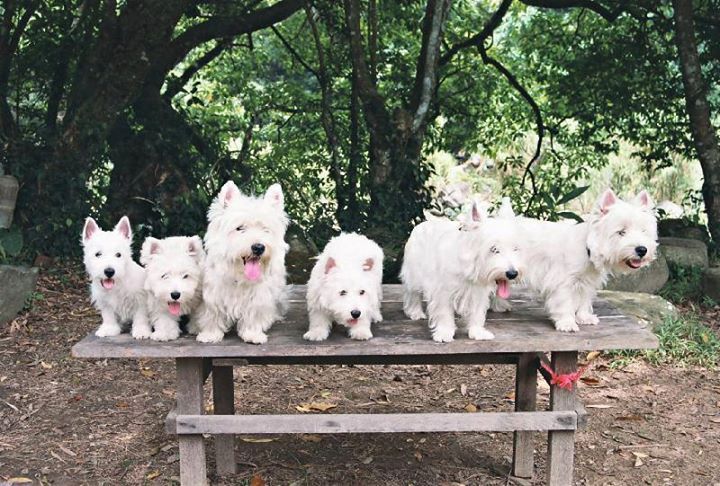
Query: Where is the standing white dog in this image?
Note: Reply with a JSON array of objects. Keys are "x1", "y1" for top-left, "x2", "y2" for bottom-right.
[
  {"x1": 81, "y1": 216, "x2": 151, "y2": 339},
  {"x1": 401, "y1": 202, "x2": 523, "y2": 342},
  {"x1": 195, "y1": 181, "x2": 289, "y2": 344},
  {"x1": 493, "y1": 189, "x2": 658, "y2": 332},
  {"x1": 304, "y1": 233, "x2": 384, "y2": 341},
  {"x1": 140, "y1": 236, "x2": 205, "y2": 341}
]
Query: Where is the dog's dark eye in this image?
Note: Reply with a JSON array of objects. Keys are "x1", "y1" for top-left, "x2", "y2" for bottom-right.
[
  {"x1": 490, "y1": 245, "x2": 500, "y2": 254},
  {"x1": 359, "y1": 290, "x2": 365, "y2": 295},
  {"x1": 339, "y1": 290, "x2": 347, "y2": 296},
  {"x1": 162, "y1": 273, "x2": 169, "y2": 280},
  {"x1": 115, "y1": 252, "x2": 121, "y2": 258},
  {"x1": 617, "y1": 229, "x2": 626, "y2": 236},
  {"x1": 95, "y1": 251, "x2": 102, "y2": 257},
  {"x1": 183, "y1": 274, "x2": 189, "y2": 279},
  {"x1": 236, "y1": 225, "x2": 245, "y2": 232}
]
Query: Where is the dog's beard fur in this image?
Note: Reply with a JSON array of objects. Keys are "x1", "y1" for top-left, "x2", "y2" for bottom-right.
[
  {"x1": 195, "y1": 181, "x2": 289, "y2": 344},
  {"x1": 305, "y1": 233, "x2": 384, "y2": 341},
  {"x1": 81, "y1": 216, "x2": 151, "y2": 339},
  {"x1": 141, "y1": 236, "x2": 205, "y2": 341},
  {"x1": 494, "y1": 189, "x2": 658, "y2": 333},
  {"x1": 401, "y1": 202, "x2": 524, "y2": 343}
]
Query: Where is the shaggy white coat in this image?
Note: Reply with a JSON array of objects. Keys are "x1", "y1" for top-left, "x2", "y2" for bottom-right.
[
  {"x1": 195, "y1": 181, "x2": 289, "y2": 344},
  {"x1": 140, "y1": 236, "x2": 205, "y2": 341},
  {"x1": 81, "y1": 216, "x2": 151, "y2": 339},
  {"x1": 304, "y1": 233, "x2": 384, "y2": 341}
]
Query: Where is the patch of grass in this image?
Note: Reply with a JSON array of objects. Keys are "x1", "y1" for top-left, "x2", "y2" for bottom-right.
[
  {"x1": 658, "y1": 263, "x2": 706, "y2": 305},
  {"x1": 608, "y1": 313, "x2": 720, "y2": 368}
]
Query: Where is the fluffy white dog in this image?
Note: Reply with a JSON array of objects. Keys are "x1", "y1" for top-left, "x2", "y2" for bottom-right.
[
  {"x1": 304, "y1": 233, "x2": 384, "y2": 341},
  {"x1": 81, "y1": 216, "x2": 151, "y2": 339},
  {"x1": 140, "y1": 236, "x2": 205, "y2": 341},
  {"x1": 195, "y1": 181, "x2": 289, "y2": 344},
  {"x1": 401, "y1": 202, "x2": 523, "y2": 342},
  {"x1": 493, "y1": 189, "x2": 658, "y2": 332}
]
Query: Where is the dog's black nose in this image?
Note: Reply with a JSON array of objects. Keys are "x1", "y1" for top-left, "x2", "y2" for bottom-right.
[
  {"x1": 104, "y1": 267, "x2": 115, "y2": 278},
  {"x1": 251, "y1": 243, "x2": 265, "y2": 256},
  {"x1": 635, "y1": 246, "x2": 647, "y2": 258},
  {"x1": 505, "y1": 269, "x2": 518, "y2": 280},
  {"x1": 350, "y1": 310, "x2": 361, "y2": 319},
  {"x1": 170, "y1": 291, "x2": 181, "y2": 301}
]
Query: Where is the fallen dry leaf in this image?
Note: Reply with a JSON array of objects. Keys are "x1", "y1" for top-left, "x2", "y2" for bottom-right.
[
  {"x1": 580, "y1": 376, "x2": 603, "y2": 387},
  {"x1": 241, "y1": 437, "x2": 276, "y2": 443},
  {"x1": 40, "y1": 361, "x2": 52, "y2": 369},
  {"x1": 7, "y1": 478, "x2": 33, "y2": 484},
  {"x1": 362, "y1": 456, "x2": 374, "y2": 464},
  {"x1": 141, "y1": 369, "x2": 155, "y2": 378},
  {"x1": 115, "y1": 401, "x2": 129, "y2": 409},
  {"x1": 250, "y1": 474, "x2": 266, "y2": 486},
  {"x1": 585, "y1": 351, "x2": 601, "y2": 362},
  {"x1": 634, "y1": 456, "x2": 644, "y2": 467},
  {"x1": 616, "y1": 415, "x2": 644, "y2": 422},
  {"x1": 586, "y1": 404, "x2": 615, "y2": 409},
  {"x1": 414, "y1": 451, "x2": 423, "y2": 462},
  {"x1": 320, "y1": 390, "x2": 331, "y2": 398},
  {"x1": 296, "y1": 401, "x2": 338, "y2": 412},
  {"x1": 464, "y1": 404, "x2": 477, "y2": 413},
  {"x1": 146, "y1": 471, "x2": 161, "y2": 480},
  {"x1": 709, "y1": 417, "x2": 720, "y2": 424},
  {"x1": 460, "y1": 384, "x2": 467, "y2": 396}
]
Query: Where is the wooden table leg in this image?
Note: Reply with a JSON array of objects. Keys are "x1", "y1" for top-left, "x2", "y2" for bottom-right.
[
  {"x1": 547, "y1": 351, "x2": 578, "y2": 486},
  {"x1": 512, "y1": 352, "x2": 537, "y2": 478},
  {"x1": 213, "y1": 365, "x2": 237, "y2": 475},
  {"x1": 177, "y1": 358, "x2": 208, "y2": 486}
]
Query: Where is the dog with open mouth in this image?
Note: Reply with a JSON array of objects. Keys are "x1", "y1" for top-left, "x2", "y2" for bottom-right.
[
  {"x1": 491, "y1": 189, "x2": 658, "y2": 332},
  {"x1": 140, "y1": 236, "x2": 205, "y2": 341},
  {"x1": 195, "y1": 180, "x2": 289, "y2": 344},
  {"x1": 304, "y1": 233, "x2": 384, "y2": 341},
  {"x1": 400, "y1": 200, "x2": 523, "y2": 342},
  {"x1": 81, "y1": 216, "x2": 151, "y2": 339}
]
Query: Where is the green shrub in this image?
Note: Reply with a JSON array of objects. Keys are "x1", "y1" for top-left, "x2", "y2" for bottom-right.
[{"x1": 658, "y1": 262, "x2": 705, "y2": 305}]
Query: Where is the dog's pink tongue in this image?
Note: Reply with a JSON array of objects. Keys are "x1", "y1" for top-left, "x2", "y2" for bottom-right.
[
  {"x1": 168, "y1": 302, "x2": 182, "y2": 316},
  {"x1": 496, "y1": 279, "x2": 510, "y2": 299},
  {"x1": 102, "y1": 278, "x2": 114, "y2": 290},
  {"x1": 244, "y1": 259, "x2": 262, "y2": 281}
]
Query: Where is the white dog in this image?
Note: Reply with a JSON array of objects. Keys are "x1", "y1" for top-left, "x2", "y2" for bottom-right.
[
  {"x1": 140, "y1": 236, "x2": 205, "y2": 341},
  {"x1": 195, "y1": 181, "x2": 289, "y2": 344},
  {"x1": 493, "y1": 189, "x2": 658, "y2": 332},
  {"x1": 81, "y1": 216, "x2": 151, "y2": 339},
  {"x1": 304, "y1": 233, "x2": 384, "y2": 341},
  {"x1": 401, "y1": 201, "x2": 523, "y2": 342}
]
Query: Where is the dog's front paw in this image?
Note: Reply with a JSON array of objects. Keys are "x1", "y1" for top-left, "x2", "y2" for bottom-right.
[
  {"x1": 431, "y1": 326, "x2": 455, "y2": 343},
  {"x1": 151, "y1": 328, "x2": 181, "y2": 342},
  {"x1": 468, "y1": 326, "x2": 495, "y2": 340},
  {"x1": 196, "y1": 328, "x2": 225, "y2": 343},
  {"x1": 576, "y1": 312, "x2": 600, "y2": 326},
  {"x1": 555, "y1": 318, "x2": 579, "y2": 333},
  {"x1": 348, "y1": 326, "x2": 373, "y2": 341},
  {"x1": 405, "y1": 308, "x2": 427, "y2": 320},
  {"x1": 131, "y1": 326, "x2": 152, "y2": 340},
  {"x1": 95, "y1": 323, "x2": 121, "y2": 337},
  {"x1": 240, "y1": 330, "x2": 268, "y2": 345},
  {"x1": 303, "y1": 327, "x2": 330, "y2": 341}
]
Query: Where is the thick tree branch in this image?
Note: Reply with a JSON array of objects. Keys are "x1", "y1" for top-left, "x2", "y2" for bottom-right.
[
  {"x1": 164, "y1": 38, "x2": 231, "y2": 99},
  {"x1": 271, "y1": 24, "x2": 318, "y2": 77},
  {"x1": 519, "y1": 0, "x2": 628, "y2": 21},
  {"x1": 440, "y1": 0, "x2": 512, "y2": 67}
]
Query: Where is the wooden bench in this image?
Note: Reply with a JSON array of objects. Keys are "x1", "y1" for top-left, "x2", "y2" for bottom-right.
[{"x1": 72, "y1": 285, "x2": 658, "y2": 485}]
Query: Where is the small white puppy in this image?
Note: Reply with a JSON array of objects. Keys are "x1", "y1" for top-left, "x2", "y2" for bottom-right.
[
  {"x1": 401, "y1": 202, "x2": 523, "y2": 342},
  {"x1": 81, "y1": 216, "x2": 151, "y2": 339},
  {"x1": 304, "y1": 233, "x2": 384, "y2": 341},
  {"x1": 140, "y1": 236, "x2": 205, "y2": 341}
]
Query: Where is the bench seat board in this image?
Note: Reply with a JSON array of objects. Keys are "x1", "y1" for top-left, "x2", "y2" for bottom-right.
[{"x1": 72, "y1": 285, "x2": 658, "y2": 359}]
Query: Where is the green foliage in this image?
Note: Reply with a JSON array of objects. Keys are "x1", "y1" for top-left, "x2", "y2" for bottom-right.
[
  {"x1": 659, "y1": 263, "x2": 706, "y2": 305},
  {"x1": 0, "y1": 227, "x2": 24, "y2": 263}
]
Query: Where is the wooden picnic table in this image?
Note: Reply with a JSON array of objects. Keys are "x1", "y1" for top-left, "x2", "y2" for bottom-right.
[{"x1": 72, "y1": 285, "x2": 658, "y2": 485}]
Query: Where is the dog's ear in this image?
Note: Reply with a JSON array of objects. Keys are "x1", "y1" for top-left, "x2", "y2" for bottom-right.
[
  {"x1": 363, "y1": 258, "x2": 374, "y2": 271},
  {"x1": 187, "y1": 236, "x2": 205, "y2": 260},
  {"x1": 114, "y1": 216, "x2": 132, "y2": 240},
  {"x1": 82, "y1": 217, "x2": 99, "y2": 243},
  {"x1": 324, "y1": 257, "x2": 337, "y2": 274},
  {"x1": 470, "y1": 200, "x2": 487, "y2": 223},
  {"x1": 632, "y1": 190, "x2": 654, "y2": 210},
  {"x1": 219, "y1": 180, "x2": 241, "y2": 208},
  {"x1": 140, "y1": 237, "x2": 161, "y2": 265},
  {"x1": 264, "y1": 183, "x2": 284, "y2": 210},
  {"x1": 496, "y1": 197, "x2": 515, "y2": 219},
  {"x1": 597, "y1": 189, "x2": 617, "y2": 215}
]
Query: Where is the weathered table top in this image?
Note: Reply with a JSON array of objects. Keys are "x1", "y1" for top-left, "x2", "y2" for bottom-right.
[{"x1": 72, "y1": 285, "x2": 658, "y2": 360}]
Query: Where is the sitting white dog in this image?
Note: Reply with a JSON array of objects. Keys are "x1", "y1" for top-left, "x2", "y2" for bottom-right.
[
  {"x1": 401, "y1": 201, "x2": 523, "y2": 342},
  {"x1": 304, "y1": 233, "x2": 384, "y2": 341},
  {"x1": 195, "y1": 181, "x2": 289, "y2": 344},
  {"x1": 492, "y1": 189, "x2": 658, "y2": 332},
  {"x1": 140, "y1": 236, "x2": 205, "y2": 341},
  {"x1": 81, "y1": 216, "x2": 151, "y2": 339}
]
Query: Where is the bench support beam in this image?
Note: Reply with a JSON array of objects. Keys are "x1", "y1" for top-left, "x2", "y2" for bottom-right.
[
  {"x1": 176, "y1": 358, "x2": 207, "y2": 486},
  {"x1": 512, "y1": 352, "x2": 538, "y2": 478},
  {"x1": 547, "y1": 351, "x2": 578, "y2": 486},
  {"x1": 213, "y1": 365, "x2": 237, "y2": 475}
]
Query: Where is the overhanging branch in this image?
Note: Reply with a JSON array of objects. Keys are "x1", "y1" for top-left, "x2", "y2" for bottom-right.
[{"x1": 519, "y1": 0, "x2": 628, "y2": 21}]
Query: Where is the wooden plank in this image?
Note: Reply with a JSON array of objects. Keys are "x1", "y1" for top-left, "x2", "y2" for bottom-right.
[
  {"x1": 176, "y1": 358, "x2": 208, "y2": 486},
  {"x1": 174, "y1": 411, "x2": 577, "y2": 435},
  {"x1": 212, "y1": 354, "x2": 519, "y2": 366},
  {"x1": 547, "y1": 352, "x2": 578, "y2": 486},
  {"x1": 212, "y1": 366, "x2": 236, "y2": 475},
  {"x1": 512, "y1": 353, "x2": 537, "y2": 479},
  {"x1": 165, "y1": 407, "x2": 177, "y2": 435}
]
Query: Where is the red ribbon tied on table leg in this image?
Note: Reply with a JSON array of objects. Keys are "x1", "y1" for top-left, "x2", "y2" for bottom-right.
[{"x1": 539, "y1": 360, "x2": 585, "y2": 391}]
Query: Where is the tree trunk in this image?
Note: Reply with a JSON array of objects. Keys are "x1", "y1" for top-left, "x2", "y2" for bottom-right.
[{"x1": 672, "y1": 0, "x2": 720, "y2": 242}]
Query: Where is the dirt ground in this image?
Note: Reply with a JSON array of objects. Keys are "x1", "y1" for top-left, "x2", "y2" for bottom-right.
[{"x1": 2, "y1": 264, "x2": 720, "y2": 485}]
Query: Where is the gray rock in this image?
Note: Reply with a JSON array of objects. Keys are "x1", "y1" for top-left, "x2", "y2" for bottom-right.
[
  {"x1": 0, "y1": 265, "x2": 39, "y2": 325},
  {"x1": 658, "y1": 237, "x2": 709, "y2": 268},
  {"x1": 599, "y1": 290, "x2": 677, "y2": 329},
  {"x1": 658, "y1": 218, "x2": 709, "y2": 244},
  {"x1": 285, "y1": 227, "x2": 318, "y2": 284},
  {"x1": 701, "y1": 267, "x2": 720, "y2": 302},
  {"x1": 605, "y1": 252, "x2": 669, "y2": 294}
]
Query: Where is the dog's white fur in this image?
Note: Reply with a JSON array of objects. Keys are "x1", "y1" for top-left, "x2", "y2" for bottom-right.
[
  {"x1": 401, "y1": 201, "x2": 523, "y2": 342},
  {"x1": 304, "y1": 233, "x2": 384, "y2": 341},
  {"x1": 140, "y1": 236, "x2": 205, "y2": 341},
  {"x1": 493, "y1": 189, "x2": 658, "y2": 332},
  {"x1": 81, "y1": 216, "x2": 151, "y2": 339},
  {"x1": 195, "y1": 181, "x2": 289, "y2": 344}
]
